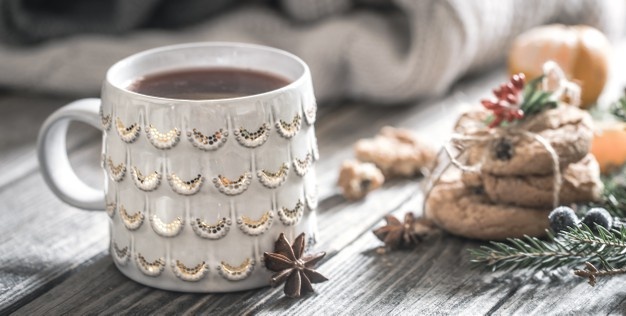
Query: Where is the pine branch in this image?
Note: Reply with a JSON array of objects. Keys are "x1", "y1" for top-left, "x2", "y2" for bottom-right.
[
  {"x1": 469, "y1": 225, "x2": 626, "y2": 272},
  {"x1": 562, "y1": 225, "x2": 626, "y2": 271}
]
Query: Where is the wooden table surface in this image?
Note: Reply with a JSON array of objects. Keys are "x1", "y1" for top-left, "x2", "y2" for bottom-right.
[{"x1": 2, "y1": 43, "x2": 626, "y2": 315}]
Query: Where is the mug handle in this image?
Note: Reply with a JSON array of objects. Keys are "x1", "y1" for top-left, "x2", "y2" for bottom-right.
[{"x1": 37, "y1": 98, "x2": 104, "y2": 210}]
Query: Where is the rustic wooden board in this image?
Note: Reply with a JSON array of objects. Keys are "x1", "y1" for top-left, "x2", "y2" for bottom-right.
[
  {"x1": 0, "y1": 134, "x2": 107, "y2": 313},
  {"x1": 0, "y1": 94, "x2": 107, "y2": 313},
  {"x1": 10, "y1": 185, "x2": 418, "y2": 315},
  {"x1": 23, "y1": 190, "x2": 625, "y2": 315},
  {"x1": 4, "y1": 40, "x2": 626, "y2": 314}
]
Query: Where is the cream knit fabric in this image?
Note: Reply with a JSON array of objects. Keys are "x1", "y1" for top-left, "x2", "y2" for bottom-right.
[{"x1": 0, "y1": 0, "x2": 623, "y2": 103}]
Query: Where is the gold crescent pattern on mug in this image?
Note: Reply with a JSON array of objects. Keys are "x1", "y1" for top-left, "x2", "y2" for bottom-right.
[
  {"x1": 233, "y1": 123, "x2": 270, "y2": 148},
  {"x1": 237, "y1": 210, "x2": 274, "y2": 236},
  {"x1": 131, "y1": 166, "x2": 161, "y2": 192},
  {"x1": 172, "y1": 260, "x2": 209, "y2": 282},
  {"x1": 106, "y1": 156, "x2": 126, "y2": 182},
  {"x1": 191, "y1": 216, "x2": 231, "y2": 240},
  {"x1": 119, "y1": 205, "x2": 145, "y2": 230},
  {"x1": 115, "y1": 117, "x2": 141, "y2": 143},
  {"x1": 304, "y1": 104, "x2": 316, "y2": 125},
  {"x1": 136, "y1": 253, "x2": 165, "y2": 277},
  {"x1": 145, "y1": 124, "x2": 181, "y2": 150},
  {"x1": 213, "y1": 172, "x2": 252, "y2": 196},
  {"x1": 187, "y1": 128, "x2": 228, "y2": 151},
  {"x1": 111, "y1": 242, "x2": 130, "y2": 266},
  {"x1": 275, "y1": 113, "x2": 302, "y2": 139},
  {"x1": 293, "y1": 153, "x2": 312, "y2": 177},
  {"x1": 257, "y1": 163, "x2": 289, "y2": 189},
  {"x1": 100, "y1": 107, "x2": 112, "y2": 131},
  {"x1": 217, "y1": 258, "x2": 255, "y2": 281},
  {"x1": 277, "y1": 199, "x2": 304, "y2": 226},
  {"x1": 167, "y1": 173, "x2": 203, "y2": 195},
  {"x1": 150, "y1": 215, "x2": 184, "y2": 237},
  {"x1": 106, "y1": 202, "x2": 116, "y2": 218}
]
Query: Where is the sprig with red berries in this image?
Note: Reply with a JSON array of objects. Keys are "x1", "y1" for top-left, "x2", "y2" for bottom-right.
[{"x1": 482, "y1": 74, "x2": 557, "y2": 128}]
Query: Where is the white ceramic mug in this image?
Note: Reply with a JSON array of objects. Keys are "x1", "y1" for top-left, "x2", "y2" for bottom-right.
[{"x1": 37, "y1": 42, "x2": 319, "y2": 292}]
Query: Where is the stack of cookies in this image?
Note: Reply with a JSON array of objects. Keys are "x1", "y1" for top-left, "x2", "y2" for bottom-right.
[{"x1": 425, "y1": 104, "x2": 604, "y2": 240}]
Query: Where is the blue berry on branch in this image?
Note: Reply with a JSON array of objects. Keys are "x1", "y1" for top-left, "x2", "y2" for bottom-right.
[
  {"x1": 548, "y1": 206, "x2": 578, "y2": 234},
  {"x1": 582, "y1": 208, "x2": 613, "y2": 232}
]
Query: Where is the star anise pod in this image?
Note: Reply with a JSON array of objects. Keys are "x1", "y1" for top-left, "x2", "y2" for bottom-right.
[
  {"x1": 372, "y1": 212, "x2": 436, "y2": 250},
  {"x1": 264, "y1": 233, "x2": 328, "y2": 298}
]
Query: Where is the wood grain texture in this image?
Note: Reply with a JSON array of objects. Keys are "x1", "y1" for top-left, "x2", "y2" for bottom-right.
[
  {"x1": 0, "y1": 140, "x2": 108, "y2": 314},
  {"x1": 0, "y1": 94, "x2": 106, "y2": 314},
  {"x1": 5, "y1": 41, "x2": 626, "y2": 314}
]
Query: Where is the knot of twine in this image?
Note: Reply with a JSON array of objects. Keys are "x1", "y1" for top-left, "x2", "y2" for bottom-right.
[
  {"x1": 422, "y1": 128, "x2": 563, "y2": 211},
  {"x1": 542, "y1": 60, "x2": 580, "y2": 107}
]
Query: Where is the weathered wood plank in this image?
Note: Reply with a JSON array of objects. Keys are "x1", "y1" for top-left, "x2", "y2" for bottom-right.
[
  {"x1": 0, "y1": 94, "x2": 115, "y2": 314},
  {"x1": 7, "y1": 191, "x2": 524, "y2": 315},
  {"x1": 231, "y1": 194, "x2": 503, "y2": 315},
  {"x1": 490, "y1": 269, "x2": 626, "y2": 314},
  {"x1": 0, "y1": 141, "x2": 109, "y2": 314},
  {"x1": 9, "y1": 181, "x2": 419, "y2": 315}
]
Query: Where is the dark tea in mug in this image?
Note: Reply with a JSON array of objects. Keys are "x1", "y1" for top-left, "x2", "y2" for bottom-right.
[{"x1": 128, "y1": 68, "x2": 291, "y2": 100}]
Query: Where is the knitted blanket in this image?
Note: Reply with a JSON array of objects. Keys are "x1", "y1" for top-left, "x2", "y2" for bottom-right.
[{"x1": 0, "y1": 0, "x2": 623, "y2": 103}]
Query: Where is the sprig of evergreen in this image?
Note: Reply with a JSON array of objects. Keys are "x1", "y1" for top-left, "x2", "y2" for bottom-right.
[{"x1": 469, "y1": 224, "x2": 626, "y2": 274}]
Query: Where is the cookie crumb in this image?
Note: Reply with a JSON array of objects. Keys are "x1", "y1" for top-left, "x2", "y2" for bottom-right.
[
  {"x1": 354, "y1": 126, "x2": 436, "y2": 177},
  {"x1": 338, "y1": 160, "x2": 385, "y2": 200},
  {"x1": 412, "y1": 217, "x2": 439, "y2": 237}
]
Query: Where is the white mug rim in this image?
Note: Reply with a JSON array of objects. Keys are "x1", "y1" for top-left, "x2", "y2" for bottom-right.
[{"x1": 105, "y1": 42, "x2": 310, "y2": 104}]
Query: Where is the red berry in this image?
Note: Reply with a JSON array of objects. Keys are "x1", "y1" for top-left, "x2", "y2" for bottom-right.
[
  {"x1": 481, "y1": 74, "x2": 526, "y2": 128},
  {"x1": 511, "y1": 73, "x2": 525, "y2": 89}
]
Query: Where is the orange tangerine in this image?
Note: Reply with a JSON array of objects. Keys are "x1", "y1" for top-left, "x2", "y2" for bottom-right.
[
  {"x1": 591, "y1": 121, "x2": 626, "y2": 174},
  {"x1": 509, "y1": 24, "x2": 611, "y2": 108}
]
